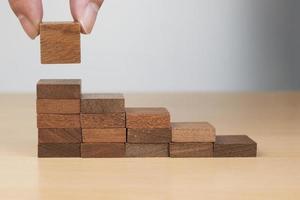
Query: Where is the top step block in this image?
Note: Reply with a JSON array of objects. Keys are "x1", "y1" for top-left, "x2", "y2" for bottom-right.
[
  {"x1": 81, "y1": 93, "x2": 125, "y2": 113},
  {"x1": 126, "y1": 107, "x2": 170, "y2": 129},
  {"x1": 37, "y1": 79, "x2": 81, "y2": 99}
]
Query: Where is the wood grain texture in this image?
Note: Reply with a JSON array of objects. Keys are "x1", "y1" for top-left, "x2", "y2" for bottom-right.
[
  {"x1": 172, "y1": 122, "x2": 216, "y2": 143},
  {"x1": 126, "y1": 143, "x2": 169, "y2": 157},
  {"x1": 81, "y1": 93, "x2": 125, "y2": 113},
  {"x1": 170, "y1": 143, "x2": 213, "y2": 157},
  {"x1": 37, "y1": 79, "x2": 81, "y2": 99},
  {"x1": 82, "y1": 128, "x2": 126, "y2": 143},
  {"x1": 40, "y1": 22, "x2": 81, "y2": 64},
  {"x1": 81, "y1": 113, "x2": 125, "y2": 128},
  {"x1": 126, "y1": 107, "x2": 170, "y2": 129},
  {"x1": 38, "y1": 143, "x2": 81, "y2": 157},
  {"x1": 37, "y1": 114, "x2": 80, "y2": 128},
  {"x1": 127, "y1": 128, "x2": 171, "y2": 144},
  {"x1": 81, "y1": 143, "x2": 125, "y2": 158},
  {"x1": 38, "y1": 128, "x2": 82, "y2": 143},
  {"x1": 37, "y1": 99, "x2": 80, "y2": 114},
  {"x1": 214, "y1": 135, "x2": 257, "y2": 157}
]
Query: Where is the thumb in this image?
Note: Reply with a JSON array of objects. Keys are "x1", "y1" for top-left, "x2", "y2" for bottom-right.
[
  {"x1": 70, "y1": 0, "x2": 104, "y2": 34},
  {"x1": 9, "y1": 0, "x2": 43, "y2": 39}
]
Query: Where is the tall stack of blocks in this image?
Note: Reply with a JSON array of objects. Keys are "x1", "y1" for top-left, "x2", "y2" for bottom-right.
[{"x1": 37, "y1": 79, "x2": 257, "y2": 158}]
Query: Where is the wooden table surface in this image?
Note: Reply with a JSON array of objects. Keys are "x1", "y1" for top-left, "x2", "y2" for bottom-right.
[{"x1": 0, "y1": 92, "x2": 300, "y2": 200}]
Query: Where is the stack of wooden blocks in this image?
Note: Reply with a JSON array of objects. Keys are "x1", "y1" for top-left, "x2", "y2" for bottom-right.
[{"x1": 37, "y1": 79, "x2": 257, "y2": 158}]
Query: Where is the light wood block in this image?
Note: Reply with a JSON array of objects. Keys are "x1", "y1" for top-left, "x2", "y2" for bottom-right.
[
  {"x1": 214, "y1": 135, "x2": 257, "y2": 157},
  {"x1": 37, "y1": 114, "x2": 80, "y2": 128},
  {"x1": 172, "y1": 122, "x2": 216, "y2": 142},
  {"x1": 38, "y1": 143, "x2": 81, "y2": 157},
  {"x1": 127, "y1": 128, "x2": 171, "y2": 144},
  {"x1": 81, "y1": 93, "x2": 125, "y2": 113},
  {"x1": 81, "y1": 113, "x2": 125, "y2": 128},
  {"x1": 81, "y1": 143, "x2": 125, "y2": 158},
  {"x1": 36, "y1": 99, "x2": 80, "y2": 114},
  {"x1": 170, "y1": 143, "x2": 213, "y2": 157},
  {"x1": 82, "y1": 128, "x2": 126, "y2": 143},
  {"x1": 40, "y1": 22, "x2": 81, "y2": 64},
  {"x1": 126, "y1": 107, "x2": 170, "y2": 129},
  {"x1": 37, "y1": 79, "x2": 81, "y2": 99},
  {"x1": 38, "y1": 128, "x2": 82, "y2": 143},
  {"x1": 126, "y1": 144, "x2": 169, "y2": 157}
]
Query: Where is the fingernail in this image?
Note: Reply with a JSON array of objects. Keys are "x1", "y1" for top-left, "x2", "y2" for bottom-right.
[
  {"x1": 80, "y1": 2, "x2": 100, "y2": 34},
  {"x1": 18, "y1": 15, "x2": 39, "y2": 39}
]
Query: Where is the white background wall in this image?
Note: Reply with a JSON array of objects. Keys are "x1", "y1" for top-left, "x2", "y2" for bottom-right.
[{"x1": 0, "y1": 0, "x2": 298, "y2": 92}]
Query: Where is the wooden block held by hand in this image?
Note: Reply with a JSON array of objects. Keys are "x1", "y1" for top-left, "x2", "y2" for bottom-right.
[
  {"x1": 38, "y1": 143, "x2": 81, "y2": 157},
  {"x1": 81, "y1": 113, "x2": 126, "y2": 128},
  {"x1": 214, "y1": 135, "x2": 257, "y2": 157},
  {"x1": 37, "y1": 114, "x2": 81, "y2": 128},
  {"x1": 40, "y1": 22, "x2": 81, "y2": 64},
  {"x1": 37, "y1": 99, "x2": 80, "y2": 114},
  {"x1": 126, "y1": 143, "x2": 169, "y2": 157},
  {"x1": 170, "y1": 143, "x2": 213, "y2": 158},
  {"x1": 127, "y1": 128, "x2": 171, "y2": 144},
  {"x1": 82, "y1": 128, "x2": 126, "y2": 143},
  {"x1": 38, "y1": 128, "x2": 82, "y2": 143},
  {"x1": 81, "y1": 143, "x2": 125, "y2": 158}
]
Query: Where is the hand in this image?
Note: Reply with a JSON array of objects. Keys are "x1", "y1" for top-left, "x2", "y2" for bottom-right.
[{"x1": 8, "y1": 0, "x2": 104, "y2": 39}]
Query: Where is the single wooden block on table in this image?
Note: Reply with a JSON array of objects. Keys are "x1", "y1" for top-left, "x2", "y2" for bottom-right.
[
  {"x1": 170, "y1": 143, "x2": 213, "y2": 158},
  {"x1": 37, "y1": 79, "x2": 81, "y2": 99},
  {"x1": 172, "y1": 122, "x2": 216, "y2": 142},
  {"x1": 40, "y1": 22, "x2": 81, "y2": 64},
  {"x1": 81, "y1": 93, "x2": 125, "y2": 113},
  {"x1": 38, "y1": 128, "x2": 82, "y2": 143},
  {"x1": 214, "y1": 135, "x2": 257, "y2": 157},
  {"x1": 36, "y1": 99, "x2": 80, "y2": 114},
  {"x1": 126, "y1": 107, "x2": 170, "y2": 129},
  {"x1": 38, "y1": 143, "x2": 81, "y2": 157},
  {"x1": 81, "y1": 113, "x2": 125, "y2": 128},
  {"x1": 126, "y1": 144, "x2": 169, "y2": 157},
  {"x1": 82, "y1": 128, "x2": 126, "y2": 143},
  {"x1": 81, "y1": 143, "x2": 125, "y2": 158},
  {"x1": 37, "y1": 114, "x2": 81, "y2": 128},
  {"x1": 127, "y1": 128, "x2": 171, "y2": 144}
]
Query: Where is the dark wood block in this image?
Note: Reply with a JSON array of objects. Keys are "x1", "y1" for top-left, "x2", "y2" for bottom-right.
[
  {"x1": 126, "y1": 144, "x2": 169, "y2": 157},
  {"x1": 37, "y1": 99, "x2": 80, "y2": 114},
  {"x1": 126, "y1": 107, "x2": 170, "y2": 129},
  {"x1": 170, "y1": 143, "x2": 213, "y2": 158},
  {"x1": 82, "y1": 128, "x2": 126, "y2": 143},
  {"x1": 37, "y1": 114, "x2": 80, "y2": 128},
  {"x1": 81, "y1": 143, "x2": 125, "y2": 158},
  {"x1": 38, "y1": 128, "x2": 82, "y2": 143},
  {"x1": 38, "y1": 143, "x2": 81, "y2": 157},
  {"x1": 81, "y1": 113, "x2": 125, "y2": 128},
  {"x1": 81, "y1": 93, "x2": 125, "y2": 113},
  {"x1": 214, "y1": 135, "x2": 257, "y2": 157},
  {"x1": 172, "y1": 122, "x2": 216, "y2": 143},
  {"x1": 37, "y1": 79, "x2": 81, "y2": 99},
  {"x1": 127, "y1": 128, "x2": 171, "y2": 144},
  {"x1": 40, "y1": 22, "x2": 81, "y2": 64}
]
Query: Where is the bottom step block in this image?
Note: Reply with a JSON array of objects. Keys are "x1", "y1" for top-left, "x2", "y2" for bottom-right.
[
  {"x1": 126, "y1": 144, "x2": 169, "y2": 157},
  {"x1": 214, "y1": 135, "x2": 257, "y2": 157},
  {"x1": 38, "y1": 143, "x2": 81, "y2": 157},
  {"x1": 81, "y1": 143, "x2": 125, "y2": 158},
  {"x1": 170, "y1": 143, "x2": 213, "y2": 158}
]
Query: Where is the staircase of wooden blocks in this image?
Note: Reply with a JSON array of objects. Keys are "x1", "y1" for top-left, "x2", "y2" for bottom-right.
[{"x1": 36, "y1": 79, "x2": 257, "y2": 158}]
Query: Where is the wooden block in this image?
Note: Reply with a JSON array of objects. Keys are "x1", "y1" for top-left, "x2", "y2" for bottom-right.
[
  {"x1": 126, "y1": 144, "x2": 169, "y2": 157},
  {"x1": 37, "y1": 114, "x2": 80, "y2": 128},
  {"x1": 82, "y1": 128, "x2": 126, "y2": 143},
  {"x1": 38, "y1": 143, "x2": 81, "y2": 157},
  {"x1": 214, "y1": 135, "x2": 257, "y2": 157},
  {"x1": 81, "y1": 113, "x2": 125, "y2": 128},
  {"x1": 37, "y1": 79, "x2": 81, "y2": 99},
  {"x1": 38, "y1": 128, "x2": 82, "y2": 143},
  {"x1": 40, "y1": 22, "x2": 81, "y2": 64},
  {"x1": 127, "y1": 128, "x2": 171, "y2": 144},
  {"x1": 170, "y1": 143, "x2": 213, "y2": 158},
  {"x1": 81, "y1": 143, "x2": 125, "y2": 158},
  {"x1": 81, "y1": 93, "x2": 125, "y2": 113},
  {"x1": 126, "y1": 107, "x2": 170, "y2": 129},
  {"x1": 37, "y1": 99, "x2": 80, "y2": 114},
  {"x1": 172, "y1": 122, "x2": 216, "y2": 143}
]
